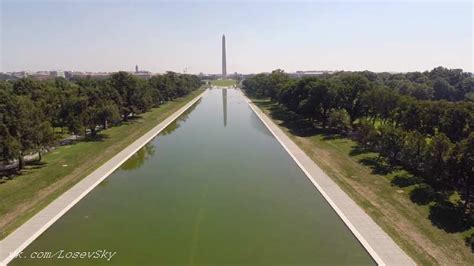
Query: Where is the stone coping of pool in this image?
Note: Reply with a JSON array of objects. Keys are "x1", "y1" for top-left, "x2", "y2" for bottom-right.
[
  {"x1": 240, "y1": 89, "x2": 416, "y2": 266},
  {"x1": 0, "y1": 90, "x2": 207, "y2": 266}
]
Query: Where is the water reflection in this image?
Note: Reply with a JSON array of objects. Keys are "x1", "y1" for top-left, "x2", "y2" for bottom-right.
[
  {"x1": 98, "y1": 179, "x2": 109, "y2": 187},
  {"x1": 12, "y1": 87, "x2": 375, "y2": 266},
  {"x1": 161, "y1": 98, "x2": 201, "y2": 136},
  {"x1": 250, "y1": 111, "x2": 273, "y2": 137},
  {"x1": 222, "y1": 89, "x2": 227, "y2": 127},
  {"x1": 120, "y1": 143, "x2": 156, "y2": 171},
  {"x1": 120, "y1": 97, "x2": 202, "y2": 171}
]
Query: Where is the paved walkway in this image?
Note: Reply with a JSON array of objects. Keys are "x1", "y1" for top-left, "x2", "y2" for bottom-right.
[
  {"x1": 0, "y1": 90, "x2": 207, "y2": 266},
  {"x1": 241, "y1": 90, "x2": 416, "y2": 266}
]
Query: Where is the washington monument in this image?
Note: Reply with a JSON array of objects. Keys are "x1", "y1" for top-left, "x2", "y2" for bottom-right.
[{"x1": 222, "y1": 34, "x2": 227, "y2": 78}]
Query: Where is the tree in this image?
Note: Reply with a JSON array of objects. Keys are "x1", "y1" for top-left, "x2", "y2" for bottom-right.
[
  {"x1": 0, "y1": 71, "x2": 201, "y2": 173},
  {"x1": 0, "y1": 122, "x2": 20, "y2": 164},
  {"x1": 61, "y1": 94, "x2": 87, "y2": 136},
  {"x1": 355, "y1": 119, "x2": 379, "y2": 150},
  {"x1": 303, "y1": 79, "x2": 336, "y2": 127},
  {"x1": 439, "y1": 102, "x2": 473, "y2": 142},
  {"x1": 31, "y1": 121, "x2": 55, "y2": 161},
  {"x1": 433, "y1": 77, "x2": 455, "y2": 101},
  {"x1": 335, "y1": 73, "x2": 371, "y2": 126},
  {"x1": 267, "y1": 69, "x2": 290, "y2": 101},
  {"x1": 449, "y1": 133, "x2": 474, "y2": 213},
  {"x1": 242, "y1": 73, "x2": 271, "y2": 98},
  {"x1": 109, "y1": 72, "x2": 140, "y2": 120},
  {"x1": 97, "y1": 102, "x2": 121, "y2": 129},
  {"x1": 410, "y1": 83, "x2": 433, "y2": 100},
  {"x1": 423, "y1": 132, "x2": 454, "y2": 189},
  {"x1": 328, "y1": 109, "x2": 351, "y2": 133},
  {"x1": 401, "y1": 131, "x2": 427, "y2": 173},
  {"x1": 363, "y1": 86, "x2": 400, "y2": 124},
  {"x1": 378, "y1": 125, "x2": 406, "y2": 165},
  {"x1": 12, "y1": 78, "x2": 43, "y2": 99},
  {"x1": 6, "y1": 96, "x2": 41, "y2": 169}
]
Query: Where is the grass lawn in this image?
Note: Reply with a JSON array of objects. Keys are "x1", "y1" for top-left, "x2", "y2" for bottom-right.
[
  {"x1": 253, "y1": 99, "x2": 473, "y2": 266},
  {"x1": 0, "y1": 88, "x2": 205, "y2": 239},
  {"x1": 211, "y1": 79, "x2": 237, "y2": 87}
]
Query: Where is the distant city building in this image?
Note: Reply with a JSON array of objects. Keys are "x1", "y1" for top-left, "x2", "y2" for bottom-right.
[
  {"x1": 29, "y1": 71, "x2": 52, "y2": 80},
  {"x1": 292, "y1": 70, "x2": 337, "y2": 77},
  {"x1": 7, "y1": 71, "x2": 28, "y2": 78},
  {"x1": 70, "y1": 72, "x2": 111, "y2": 79},
  {"x1": 50, "y1": 70, "x2": 65, "y2": 78},
  {"x1": 4, "y1": 69, "x2": 159, "y2": 80},
  {"x1": 36, "y1": 71, "x2": 50, "y2": 76},
  {"x1": 131, "y1": 65, "x2": 152, "y2": 78},
  {"x1": 132, "y1": 71, "x2": 152, "y2": 79},
  {"x1": 64, "y1": 71, "x2": 74, "y2": 80}
]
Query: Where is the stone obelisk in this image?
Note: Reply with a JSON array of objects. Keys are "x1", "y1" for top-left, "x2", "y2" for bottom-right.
[{"x1": 222, "y1": 34, "x2": 227, "y2": 78}]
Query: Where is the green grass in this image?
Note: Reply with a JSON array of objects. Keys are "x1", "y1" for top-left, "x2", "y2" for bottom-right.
[
  {"x1": 0, "y1": 88, "x2": 205, "y2": 239},
  {"x1": 253, "y1": 98, "x2": 473, "y2": 266},
  {"x1": 211, "y1": 79, "x2": 237, "y2": 87}
]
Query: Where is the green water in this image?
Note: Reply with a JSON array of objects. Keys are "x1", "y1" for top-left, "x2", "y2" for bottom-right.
[{"x1": 11, "y1": 89, "x2": 374, "y2": 265}]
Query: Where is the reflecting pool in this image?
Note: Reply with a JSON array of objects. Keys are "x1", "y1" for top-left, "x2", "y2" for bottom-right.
[{"x1": 11, "y1": 89, "x2": 374, "y2": 265}]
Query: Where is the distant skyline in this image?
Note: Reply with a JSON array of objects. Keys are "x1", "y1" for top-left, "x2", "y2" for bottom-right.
[{"x1": 1, "y1": 0, "x2": 472, "y2": 74}]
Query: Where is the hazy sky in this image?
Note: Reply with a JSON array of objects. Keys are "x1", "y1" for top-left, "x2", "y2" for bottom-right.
[{"x1": 1, "y1": 0, "x2": 472, "y2": 74}]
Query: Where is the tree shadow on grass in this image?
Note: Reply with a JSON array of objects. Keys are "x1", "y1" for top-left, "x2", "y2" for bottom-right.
[
  {"x1": 258, "y1": 101, "x2": 344, "y2": 141},
  {"x1": 322, "y1": 132, "x2": 346, "y2": 141},
  {"x1": 358, "y1": 156, "x2": 395, "y2": 175},
  {"x1": 0, "y1": 168, "x2": 22, "y2": 181},
  {"x1": 82, "y1": 133, "x2": 109, "y2": 143},
  {"x1": 465, "y1": 234, "x2": 474, "y2": 253},
  {"x1": 429, "y1": 200, "x2": 472, "y2": 233},
  {"x1": 0, "y1": 171, "x2": 16, "y2": 181},
  {"x1": 349, "y1": 145, "x2": 371, "y2": 157},
  {"x1": 266, "y1": 104, "x2": 317, "y2": 137},
  {"x1": 24, "y1": 160, "x2": 47, "y2": 170},
  {"x1": 0, "y1": 159, "x2": 48, "y2": 180},
  {"x1": 120, "y1": 115, "x2": 142, "y2": 126},
  {"x1": 391, "y1": 173, "x2": 423, "y2": 188},
  {"x1": 401, "y1": 180, "x2": 473, "y2": 236},
  {"x1": 409, "y1": 184, "x2": 437, "y2": 205}
]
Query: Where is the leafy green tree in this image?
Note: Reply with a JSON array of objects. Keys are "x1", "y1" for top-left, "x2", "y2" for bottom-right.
[
  {"x1": 7, "y1": 96, "x2": 41, "y2": 169},
  {"x1": 401, "y1": 131, "x2": 427, "y2": 173},
  {"x1": 98, "y1": 102, "x2": 121, "y2": 129},
  {"x1": 378, "y1": 125, "x2": 406, "y2": 165},
  {"x1": 448, "y1": 133, "x2": 474, "y2": 214},
  {"x1": 61, "y1": 94, "x2": 87, "y2": 135},
  {"x1": 424, "y1": 132, "x2": 454, "y2": 189},
  {"x1": 109, "y1": 71, "x2": 140, "y2": 120},
  {"x1": 363, "y1": 86, "x2": 400, "y2": 124},
  {"x1": 433, "y1": 78, "x2": 455, "y2": 101},
  {"x1": 0, "y1": 71, "x2": 201, "y2": 172},
  {"x1": 31, "y1": 121, "x2": 55, "y2": 161},
  {"x1": 12, "y1": 78, "x2": 44, "y2": 99},
  {"x1": 328, "y1": 109, "x2": 351, "y2": 133},
  {"x1": 410, "y1": 83, "x2": 433, "y2": 100},
  {"x1": 300, "y1": 79, "x2": 336, "y2": 127},
  {"x1": 335, "y1": 73, "x2": 371, "y2": 126},
  {"x1": 439, "y1": 102, "x2": 473, "y2": 142},
  {"x1": 0, "y1": 122, "x2": 21, "y2": 164},
  {"x1": 355, "y1": 119, "x2": 379, "y2": 150},
  {"x1": 267, "y1": 69, "x2": 290, "y2": 101}
]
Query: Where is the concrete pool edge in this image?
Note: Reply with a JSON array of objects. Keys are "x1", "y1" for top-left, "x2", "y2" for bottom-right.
[
  {"x1": 0, "y1": 90, "x2": 207, "y2": 266},
  {"x1": 240, "y1": 90, "x2": 416, "y2": 266}
]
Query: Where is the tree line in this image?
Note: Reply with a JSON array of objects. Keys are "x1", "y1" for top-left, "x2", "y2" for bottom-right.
[
  {"x1": 0, "y1": 71, "x2": 201, "y2": 170},
  {"x1": 242, "y1": 67, "x2": 473, "y2": 225}
]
